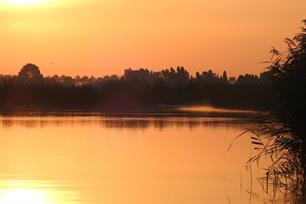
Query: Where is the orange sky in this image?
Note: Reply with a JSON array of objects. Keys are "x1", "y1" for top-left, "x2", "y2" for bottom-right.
[{"x1": 0, "y1": 0, "x2": 305, "y2": 77}]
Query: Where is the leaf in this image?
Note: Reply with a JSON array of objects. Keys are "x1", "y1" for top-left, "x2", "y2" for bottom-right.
[
  {"x1": 250, "y1": 136, "x2": 260, "y2": 141},
  {"x1": 252, "y1": 141, "x2": 264, "y2": 146}
]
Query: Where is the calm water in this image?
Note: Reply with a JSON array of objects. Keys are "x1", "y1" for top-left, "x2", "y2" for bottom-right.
[{"x1": 0, "y1": 108, "x2": 289, "y2": 204}]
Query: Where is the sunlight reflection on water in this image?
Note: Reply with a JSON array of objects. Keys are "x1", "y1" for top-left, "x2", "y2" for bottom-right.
[
  {"x1": 0, "y1": 109, "x2": 290, "y2": 204},
  {"x1": 0, "y1": 180, "x2": 79, "y2": 204}
]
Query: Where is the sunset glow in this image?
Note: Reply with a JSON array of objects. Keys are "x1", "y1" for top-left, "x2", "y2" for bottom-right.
[
  {"x1": 0, "y1": 180, "x2": 53, "y2": 204},
  {"x1": 0, "y1": 0, "x2": 305, "y2": 76},
  {"x1": 0, "y1": 180, "x2": 79, "y2": 204},
  {"x1": 7, "y1": 0, "x2": 49, "y2": 5},
  {"x1": 0, "y1": 189, "x2": 51, "y2": 204},
  {"x1": 0, "y1": 0, "x2": 305, "y2": 201}
]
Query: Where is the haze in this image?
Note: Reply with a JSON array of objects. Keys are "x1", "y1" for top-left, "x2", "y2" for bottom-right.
[{"x1": 0, "y1": 0, "x2": 305, "y2": 76}]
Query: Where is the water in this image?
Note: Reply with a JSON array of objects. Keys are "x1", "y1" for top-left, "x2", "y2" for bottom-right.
[{"x1": 0, "y1": 109, "x2": 289, "y2": 204}]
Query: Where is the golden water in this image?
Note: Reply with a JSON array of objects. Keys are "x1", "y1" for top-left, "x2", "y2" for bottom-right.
[{"x1": 0, "y1": 114, "x2": 288, "y2": 204}]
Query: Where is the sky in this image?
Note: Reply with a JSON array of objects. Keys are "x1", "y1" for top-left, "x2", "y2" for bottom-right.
[{"x1": 0, "y1": 0, "x2": 305, "y2": 77}]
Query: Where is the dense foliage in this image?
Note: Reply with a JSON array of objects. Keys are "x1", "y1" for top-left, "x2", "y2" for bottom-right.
[
  {"x1": 0, "y1": 64, "x2": 274, "y2": 110},
  {"x1": 245, "y1": 20, "x2": 306, "y2": 202}
]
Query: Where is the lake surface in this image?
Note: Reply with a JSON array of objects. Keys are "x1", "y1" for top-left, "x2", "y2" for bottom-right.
[{"x1": 0, "y1": 108, "x2": 290, "y2": 204}]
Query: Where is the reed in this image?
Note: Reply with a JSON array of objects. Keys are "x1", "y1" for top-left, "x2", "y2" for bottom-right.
[{"x1": 229, "y1": 19, "x2": 306, "y2": 203}]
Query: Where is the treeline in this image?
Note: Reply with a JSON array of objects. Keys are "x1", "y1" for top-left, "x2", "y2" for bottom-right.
[{"x1": 0, "y1": 64, "x2": 275, "y2": 110}]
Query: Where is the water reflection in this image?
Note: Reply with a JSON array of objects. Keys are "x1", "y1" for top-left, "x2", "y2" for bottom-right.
[
  {"x1": 0, "y1": 113, "x2": 285, "y2": 204},
  {"x1": 0, "y1": 180, "x2": 79, "y2": 204},
  {"x1": 0, "y1": 116, "x2": 254, "y2": 130},
  {"x1": 177, "y1": 105, "x2": 256, "y2": 114}
]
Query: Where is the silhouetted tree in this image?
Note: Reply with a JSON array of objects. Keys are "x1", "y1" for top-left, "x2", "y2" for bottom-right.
[
  {"x1": 0, "y1": 63, "x2": 275, "y2": 109},
  {"x1": 18, "y1": 63, "x2": 43, "y2": 84},
  {"x1": 222, "y1": 70, "x2": 228, "y2": 83},
  {"x1": 228, "y1": 76, "x2": 236, "y2": 84}
]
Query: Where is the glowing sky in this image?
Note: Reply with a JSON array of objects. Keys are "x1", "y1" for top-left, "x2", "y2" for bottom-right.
[{"x1": 0, "y1": 0, "x2": 305, "y2": 76}]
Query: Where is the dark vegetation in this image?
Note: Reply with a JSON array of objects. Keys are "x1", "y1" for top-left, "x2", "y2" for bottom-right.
[
  {"x1": 237, "y1": 20, "x2": 306, "y2": 203},
  {"x1": 0, "y1": 64, "x2": 274, "y2": 111}
]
